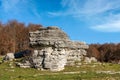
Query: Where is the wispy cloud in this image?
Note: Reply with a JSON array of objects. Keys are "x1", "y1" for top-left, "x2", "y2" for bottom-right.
[
  {"x1": 82, "y1": 0, "x2": 120, "y2": 15},
  {"x1": 91, "y1": 13, "x2": 120, "y2": 32},
  {"x1": 1, "y1": 0, "x2": 17, "y2": 11},
  {"x1": 48, "y1": 0, "x2": 83, "y2": 16},
  {"x1": 49, "y1": 0, "x2": 120, "y2": 16},
  {"x1": 91, "y1": 20, "x2": 120, "y2": 32},
  {"x1": 0, "y1": 0, "x2": 41, "y2": 18},
  {"x1": 48, "y1": 0, "x2": 120, "y2": 32}
]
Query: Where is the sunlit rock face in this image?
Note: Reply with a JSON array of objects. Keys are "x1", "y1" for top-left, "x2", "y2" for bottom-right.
[{"x1": 18, "y1": 26, "x2": 89, "y2": 71}]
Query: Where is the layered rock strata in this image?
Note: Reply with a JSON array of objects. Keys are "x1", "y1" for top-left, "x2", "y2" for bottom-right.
[{"x1": 18, "y1": 26, "x2": 89, "y2": 71}]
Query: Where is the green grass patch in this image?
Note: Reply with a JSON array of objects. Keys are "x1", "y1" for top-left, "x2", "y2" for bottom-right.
[{"x1": 0, "y1": 56, "x2": 120, "y2": 80}]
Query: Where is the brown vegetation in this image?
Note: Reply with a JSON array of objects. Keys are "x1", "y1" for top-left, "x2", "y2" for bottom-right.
[
  {"x1": 0, "y1": 20, "x2": 42, "y2": 55},
  {"x1": 87, "y1": 43, "x2": 120, "y2": 63}
]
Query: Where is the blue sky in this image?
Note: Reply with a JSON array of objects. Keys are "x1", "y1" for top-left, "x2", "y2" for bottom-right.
[{"x1": 0, "y1": 0, "x2": 120, "y2": 44}]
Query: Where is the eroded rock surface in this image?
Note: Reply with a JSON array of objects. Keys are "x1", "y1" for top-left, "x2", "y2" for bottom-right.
[{"x1": 18, "y1": 26, "x2": 89, "y2": 71}]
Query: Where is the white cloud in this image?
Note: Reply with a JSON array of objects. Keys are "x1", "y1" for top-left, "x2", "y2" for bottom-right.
[
  {"x1": 91, "y1": 20, "x2": 120, "y2": 32},
  {"x1": 0, "y1": 0, "x2": 41, "y2": 18},
  {"x1": 49, "y1": 0, "x2": 120, "y2": 16},
  {"x1": 48, "y1": 0, "x2": 120, "y2": 32},
  {"x1": 90, "y1": 12, "x2": 120, "y2": 32},
  {"x1": 82, "y1": 0, "x2": 120, "y2": 15},
  {"x1": 48, "y1": 0, "x2": 83, "y2": 16},
  {"x1": 1, "y1": 0, "x2": 20, "y2": 12}
]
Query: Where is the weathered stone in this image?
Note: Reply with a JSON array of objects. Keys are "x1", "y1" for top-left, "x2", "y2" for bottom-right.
[
  {"x1": 18, "y1": 26, "x2": 90, "y2": 71},
  {"x1": 44, "y1": 62, "x2": 51, "y2": 69},
  {"x1": 16, "y1": 62, "x2": 31, "y2": 68},
  {"x1": 33, "y1": 50, "x2": 39, "y2": 57},
  {"x1": 3, "y1": 53, "x2": 14, "y2": 61},
  {"x1": 84, "y1": 57, "x2": 97, "y2": 63},
  {"x1": 29, "y1": 26, "x2": 88, "y2": 49}
]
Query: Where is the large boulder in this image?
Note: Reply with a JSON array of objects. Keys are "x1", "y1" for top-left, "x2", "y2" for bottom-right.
[{"x1": 18, "y1": 26, "x2": 89, "y2": 71}]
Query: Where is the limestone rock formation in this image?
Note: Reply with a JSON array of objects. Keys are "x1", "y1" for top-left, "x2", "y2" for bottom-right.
[
  {"x1": 18, "y1": 26, "x2": 89, "y2": 71},
  {"x1": 29, "y1": 26, "x2": 88, "y2": 49}
]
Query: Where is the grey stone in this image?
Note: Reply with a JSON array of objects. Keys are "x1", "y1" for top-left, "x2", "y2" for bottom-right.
[
  {"x1": 3, "y1": 53, "x2": 14, "y2": 61},
  {"x1": 43, "y1": 62, "x2": 51, "y2": 69},
  {"x1": 18, "y1": 26, "x2": 91, "y2": 71},
  {"x1": 84, "y1": 57, "x2": 97, "y2": 63}
]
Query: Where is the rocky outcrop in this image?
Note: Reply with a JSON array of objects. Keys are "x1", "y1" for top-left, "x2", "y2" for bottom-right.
[
  {"x1": 29, "y1": 27, "x2": 88, "y2": 49},
  {"x1": 18, "y1": 26, "x2": 89, "y2": 71}
]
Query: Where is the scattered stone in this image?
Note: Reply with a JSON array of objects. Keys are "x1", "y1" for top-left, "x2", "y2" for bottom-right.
[
  {"x1": 3, "y1": 53, "x2": 14, "y2": 61},
  {"x1": 16, "y1": 61, "x2": 31, "y2": 68},
  {"x1": 10, "y1": 66, "x2": 15, "y2": 68},
  {"x1": 84, "y1": 57, "x2": 97, "y2": 64},
  {"x1": 77, "y1": 63, "x2": 82, "y2": 66},
  {"x1": 0, "y1": 61, "x2": 2, "y2": 64},
  {"x1": 9, "y1": 69, "x2": 15, "y2": 72}
]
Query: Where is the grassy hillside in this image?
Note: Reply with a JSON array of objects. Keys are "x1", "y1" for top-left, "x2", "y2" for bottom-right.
[{"x1": 0, "y1": 56, "x2": 120, "y2": 80}]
